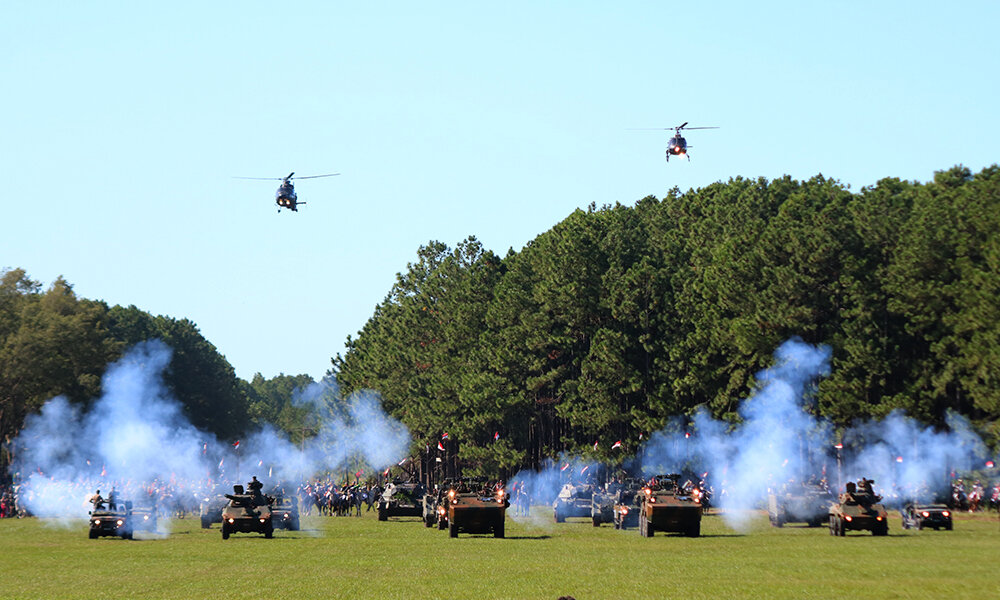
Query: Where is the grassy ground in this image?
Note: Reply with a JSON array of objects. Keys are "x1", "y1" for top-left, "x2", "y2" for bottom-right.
[{"x1": 1, "y1": 508, "x2": 997, "y2": 600}]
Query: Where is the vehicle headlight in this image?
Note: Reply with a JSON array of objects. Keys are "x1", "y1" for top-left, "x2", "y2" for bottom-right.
[
  {"x1": 942, "y1": 511, "x2": 950, "y2": 517},
  {"x1": 94, "y1": 519, "x2": 101, "y2": 525},
  {"x1": 116, "y1": 520, "x2": 124, "y2": 526},
  {"x1": 228, "y1": 518, "x2": 235, "y2": 524},
  {"x1": 259, "y1": 518, "x2": 266, "y2": 523},
  {"x1": 876, "y1": 516, "x2": 883, "y2": 521},
  {"x1": 845, "y1": 515, "x2": 853, "y2": 521},
  {"x1": 621, "y1": 507, "x2": 628, "y2": 515},
  {"x1": 921, "y1": 511, "x2": 930, "y2": 517}
]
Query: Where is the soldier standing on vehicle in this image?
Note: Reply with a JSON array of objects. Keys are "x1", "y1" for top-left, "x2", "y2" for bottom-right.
[
  {"x1": 92, "y1": 490, "x2": 105, "y2": 510},
  {"x1": 108, "y1": 486, "x2": 118, "y2": 510}
]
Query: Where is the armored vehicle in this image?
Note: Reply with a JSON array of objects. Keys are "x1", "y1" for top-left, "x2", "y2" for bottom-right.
[
  {"x1": 613, "y1": 479, "x2": 643, "y2": 530},
  {"x1": 828, "y1": 479, "x2": 889, "y2": 536},
  {"x1": 553, "y1": 483, "x2": 594, "y2": 523},
  {"x1": 221, "y1": 483, "x2": 274, "y2": 539},
  {"x1": 377, "y1": 481, "x2": 426, "y2": 521},
  {"x1": 88, "y1": 500, "x2": 134, "y2": 540},
  {"x1": 200, "y1": 494, "x2": 228, "y2": 529},
  {"x1": 637, "y1": 474, "x2": 702, "y2": 537},
  {"x1": 901, "y1": 503, "x2": 952, "y2": 531},
  {"x1": 271, "y1": 496, "x2": 300, "y2": 531},
  {"x1": 591, "y1": 482, "x2": 621, "y2": 527},
  {"x1": 446, "y1": 481, "x2": 508, "y2": 538},
  {"x1": 768, "y1": 481, "x2": 835, "y2": 527}
]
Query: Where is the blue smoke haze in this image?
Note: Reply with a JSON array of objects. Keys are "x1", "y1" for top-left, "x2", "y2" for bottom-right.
[{"x1": 10, "y1": 340, "x2": 410, "y2": 528}]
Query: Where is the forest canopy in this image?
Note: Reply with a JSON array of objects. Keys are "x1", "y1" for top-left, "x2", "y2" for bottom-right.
[{"x1": 3, "y1": 165, "x2": 999, "y2": 480}]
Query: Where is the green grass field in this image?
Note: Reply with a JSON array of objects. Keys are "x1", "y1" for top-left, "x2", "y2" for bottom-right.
[{"x1": 1, "y1": 508, "x2": 997, "y2": 600}]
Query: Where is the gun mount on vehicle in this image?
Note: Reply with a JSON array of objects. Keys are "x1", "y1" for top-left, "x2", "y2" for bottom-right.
[
  {"x1": 221, "y1": 481, "x2": 275, "y2": 540},
  {"x1": 637, "y1": 474, "x2": 702, "y2": 537},
  {"x1": 768, "y1": 481, "x2": 835, "y2": 527},
  {"x1": 377, "y1": 480, "x2": 426, "y2": 521},
  {"x1": 828, "y1": 478, "x2": 889, "y2": 536}
]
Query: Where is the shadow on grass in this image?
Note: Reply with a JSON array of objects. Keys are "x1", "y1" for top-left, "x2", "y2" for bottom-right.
[{"x1": 504, "y1": 535, "x2": 552, "y2": 540}]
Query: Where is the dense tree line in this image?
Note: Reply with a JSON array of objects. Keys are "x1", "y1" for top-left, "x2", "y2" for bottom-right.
[
  {"x1": 333, "y1": 165, "x2": 1000, "y2": 477},
  {"x1": 0, "y1": 271, "x2": 315, "y2": 479}
]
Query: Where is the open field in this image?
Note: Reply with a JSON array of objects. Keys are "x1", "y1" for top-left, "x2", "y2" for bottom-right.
[{"x1": 1, "y1": 508, "x2": 998, "y2": 600}]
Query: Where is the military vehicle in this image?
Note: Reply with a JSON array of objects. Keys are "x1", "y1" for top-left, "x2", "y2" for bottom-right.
[
  {"x1": 591, "y1": 482, "x2": 621, "y2": 527},
  {"x1": 446, "y1": 480, "x2": 508, "y2": 538},
  {"x1": 131, "y1": 506, "x2": 158, "y2": 533},
  {"x1": 612, "y1": 479, "x2": 643, "y2": 530},
  {"x1": 200, "y1": 493, "x2": 228, "y2": 529},
  {"x1": 377, "y1": 481, "x2": 426, "y2": 521},
  {"x1": 88, "y1": 500, "x2": 134, "y2": 540},
  {"x1": 637, "y1": 474, "x2": 702, "y2": 537},
  {"x1": 900, "y1": 503, "x2": 953, "y2": 531},
  {"x1": 270, "y1": 496, "x2": 300, "y2": 531},
  {"x1": 423, "y1": 480, "x2": 453, "y2": 529},
  {"x1": 828, "y1": 478, "x2": 889, "y2": 536},
  {"x1": 767, "y1": 481, "x2": 835, "y2": 527},
  {"x1": 221, "y1": 483, "x2": 274, "y2": 539},
  {"x1": 553, "y1": 483, "x2": 594, "y2": 523}
]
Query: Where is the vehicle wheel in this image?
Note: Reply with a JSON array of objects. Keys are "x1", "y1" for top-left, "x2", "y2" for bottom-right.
[
  {"x1": 377, "y1": 505, "x2": 387, "y2": 522},
  {"x1": 916, "y1": 521, "x2": 923, "y2": 531},
  {"x1": 88, "y1": 529, "x2": 98, "y2": 539},
  {"x1": 424, "y1": 515, "x2": 433, "y2": 528},
  {"x1": 494, "y1": 517, "x2": 505, "y2": 538},
  {"x1": 291, "y1": 519, "x2": 299, "y2": 531},
  {"x1": 438, "y1": 519, "x2": 446, "y2": 530},
  {"x1": 945, "y1": 522, "x2": 953, "y2": 531},
  {"x1": 686, "y1": 522, "x2": 700, "y2": 537},
  {"x1": 873, "y1": 524, "x2": 888, "y2": 536},
  {"x1": 264, "y1": 525, "x2": 273, "y2": 539},
  {"x1": 221, "y1": 524, "x2": 230, "y2": 540},
  {"x1": 837, "y1": 517, "x2": 846, "y2": 536},
  {"x1": 449, "y1": 521, "x2": 458, "y2": 538},
  {"x1": 592, "y1": 516, "x2": 600, "y2": 527},
  {"x1": 554, "y1": 508, "x2": 564, "y2": 523}
]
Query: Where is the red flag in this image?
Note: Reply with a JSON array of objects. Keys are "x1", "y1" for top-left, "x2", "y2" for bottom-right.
[
  {"x1": 581, "y1": 465, "x2": 590, "y2": 475},
  {"x1": 611, "y1": 440, "x2": 622, "y2": 450},
  {"x1": 684, "y1": 432, "x2": 690, "y2": 439},
  {"x1": 218, "y1": 459, "x2": 224, "y2": 469},
  {"x1": 437, "y1": 441, "x2": 445, "y2": 451},
  {"x1": 355, "y1": 470, "x2": 363, "y2": 478},
  {"x1": 100, "y1": 465, "x2": 107, "y2": 477},
  {"x1": 441, "y1": 432, "x2": 449, "y2": 440},
  {"x1": 560, "y1": 463, "x2": 569, "y2": 472},
  {"x1": 494, "y1": 431, "x2": 500, "y2": 441},
  {"x1": 383, "y1": 467, "x2": 390, "y2": 477},
  {"x1": 639, "y1": 432, "x2": 644, "y2": 440},
  {"x1": 233, "y1": 440, "x2": 240, "y2": 449},
  {"x1": 593, "y1": 440, "x2": 599, "y2": 450}
]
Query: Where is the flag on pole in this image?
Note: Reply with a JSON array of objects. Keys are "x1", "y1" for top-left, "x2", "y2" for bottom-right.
[
  {"x1": 581, "y1": 465, "x2": 590, "y2": 475},
  {"x1": 383, "y1": 467, "x2": 390, "y2": 477},
  {"x1": 441, "y1": 432, "x2": 450, "y2": 440},
  {"x1": 684, "y1": 432, "x2": 690, "y2": 439},
  {"x1": 218, "y1": 459, "x2": 224, "y2": 469},
  {"x1": 233, "y1": 440, "x2": 240, "y2": 449},
  {"x1": 437, "y1": 441, "x2": 445, "y2": 451},
  {"x1": 593, "y1": 440, "x2": 599, "y2": 450},
  {"x1": 611, "y1": 440, "x2": 622, "y2": 450},
  {"x1": 202, "y1": 443, "x2": 207, "y2": 455},
  {"x1": 639, "y1": 432, "x2": 644, "y2": 440},
  {"x1": 100, "y1": 465, "x2": 107, "y2": 477},
  {"x1": 560, "y1": 463, "x2": 569, "y2": 472},
  {"x1": 494, "y1": 431, "x2": 500, "y2": 441}
]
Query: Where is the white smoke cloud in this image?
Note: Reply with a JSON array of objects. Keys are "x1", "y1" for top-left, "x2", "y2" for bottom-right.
[{"x1": 10, "y1": 340, "x2": 410, "y2": 529}]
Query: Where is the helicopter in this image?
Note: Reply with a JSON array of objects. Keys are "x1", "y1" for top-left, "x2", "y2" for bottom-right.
[
  {"x1": 235, "y1": 172, "x2": 339, "y2": 212},
  {"x1": 633, "y1": 122, "x2": 719, "y2": 161}
]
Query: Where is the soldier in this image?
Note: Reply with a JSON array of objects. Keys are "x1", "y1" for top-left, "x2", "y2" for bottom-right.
[
  {"x1": 108, "y1": 486, "x2": 118, "y2": 511},
  {"x1": 92, "y1": 490, "x2": 106, "y2": 510}
]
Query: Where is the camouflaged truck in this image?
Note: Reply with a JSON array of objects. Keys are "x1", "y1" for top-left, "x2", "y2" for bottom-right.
[
  {"x1": 591, "y1": 481, "x2": 623, "y2": 527},
  {"x1": 767, "y1": 481, "x2": 835, "y2": 527},
  {"x1": 637, "y1": 474, "x2": 702, "y2": 537},
  {"x1": 612, "y1": 478, "x2": 643, "y2": 530},
  {"x1": 553, "y1": 483, "x2": 594, "y2": 523},
  {"x1": 221, "y1": 484, "x2": 274, "y2": 539},
  {"x1": 377, "y1": 481, "x2": 425, "y2": 521},
  {"x1": 828, "y1": 479, "x2": 889, "y2": 536},
  {"x1": 423, "y1": 480, "x2": 454, "y2": 530},
  {"x1": 270, "y1": 495, "x2": 300, "y2": 531},
  {"x1": 88, "y1": 500, "x2": 134, "y2": 540},
  {"x1": 200, "y1": 493, "x2": 228, "y2": 529},
  {"x1": 900, "y1": 503, "x2": 953, "y2": 531},
  {"x1": 446, "y1": 481, "x2": 508, "y2": 538}
]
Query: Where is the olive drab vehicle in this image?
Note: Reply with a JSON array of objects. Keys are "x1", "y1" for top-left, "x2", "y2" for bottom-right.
[
  {"x1": 591, "y1": 481, "x2": 621, "y2": 527},
  {"x1": 88, "y1": 499, "x2": 134, "y2": 540},
  {"x1": 271, "y1": 495, "x2": 300, "y2": 531},
  {"x1": 637, "y1": 474, "x2": 702, "y2": 537},
  {"x1": 828, "y1": 478, "x2": 889, "y2": 536},
  {"x1": 445, "y1": 480, "x2": 508, "y2": 538},
  {"x1": 423, "y1": 480, "x2": 454, "y2": 529},
  {"x1": 553, "y1": 483, "x2": 594, "y2": 523},
  {"x1": 767, "y1": 481, "x2": 835, "y2": 527},
  {"x1": 200, "y1": 493, "x2": 228, "y2": 529},
  {"x1": 221, "y1": 481, "x2": 275, "y2": 540},
  {"x1": 900, "y1": 503, "x2": 953, "y2": 531},
  {"x1": 612, "y1": 479, "x2": 642, "y2": 530},
  {"x1": 377, "y1": 481, "x2": 426, "y2": 521}
]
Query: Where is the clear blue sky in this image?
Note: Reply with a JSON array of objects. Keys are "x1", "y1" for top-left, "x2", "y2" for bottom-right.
[{"x1": 3, "y1": 2, "x2": 998, "y2": 381}]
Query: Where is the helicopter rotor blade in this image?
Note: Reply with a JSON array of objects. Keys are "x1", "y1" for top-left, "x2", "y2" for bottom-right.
[
  {"x1": 680, "y1": 126, "x2": 719, "y2": 130},
  {"x1": 678, "y1": 121, "x2": 689, "y2": 130},
  {"x1": 292, "y1": 173, "x2": 340, "y2": 179},
  {"x1": 233, "y1": 176, "x2": 285, "y2": 180}
]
